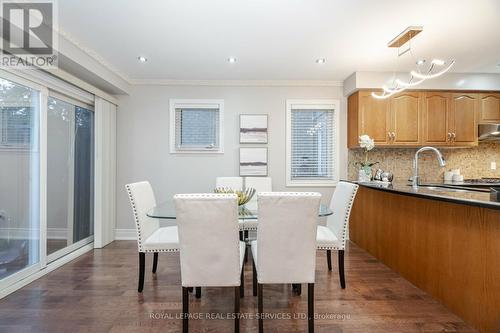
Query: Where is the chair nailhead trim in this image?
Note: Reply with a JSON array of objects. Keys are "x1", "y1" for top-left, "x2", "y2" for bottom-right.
[
  {"x1": 126, "y1": 184, "x2": 144, "y2": 252},
  {"x1": 318, "y1": 183, "x2": 359, "y2": 250},
  {"x1": 174, "y1": 193, "x2": 238, "y2": 199},
  {"x1": 258, "y1": 192, "x2": 321, "y2": 197},
  {"x1": 126, "y1": 183, "x2": 180, "y2": 253},
  {"x1": 144, "y1": 249, "x2": 179, "y2": 253}
]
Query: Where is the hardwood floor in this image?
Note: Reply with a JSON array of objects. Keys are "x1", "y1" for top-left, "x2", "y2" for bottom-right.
[{"x1": 0, "y1": 241, "x2": 478, "y2": 333}]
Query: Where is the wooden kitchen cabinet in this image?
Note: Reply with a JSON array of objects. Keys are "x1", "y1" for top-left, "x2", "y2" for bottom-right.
[
  {"x1": 422, "y1": 92, "x2": 478, "y2": 146},
  {"x1": 390, "y1": 92, "x2": 421, "y2": 145},
  {"x1": 348, "y1": 91, "x2": 390, "y2": 147},
  {"x1": 450, "y1": 93, "x2": 478, "y2": 146},
  {"x1": 348, "y1": 90, "x2": 480, "y2": 148},
  {"x1": 348, "y1": 91, "x2": 420, "y2": 147},
  {"x1": 422, "y1": 92, "x2": 451, "y2": 145},
  {"x1": 479, "y1": 93, "x2": 500, "y2": 123}
]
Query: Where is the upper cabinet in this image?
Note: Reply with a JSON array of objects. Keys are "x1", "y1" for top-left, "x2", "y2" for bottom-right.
[
  {"x1": 390, "y1": 92, "x2": 421, "y2": 145},
  {"x1": 422, "y1": 92, "x2": 450, "y2": 145},
  {"x1": 348, "y1": 91, "x2": 421, "y2": 147},
  {"x1": 348, "y1": 90, "x2": 481, "y2": 148},
  {"x1": 450, "y1": 93, "x2": 478, "y2": 146},
  {"x1": 479, "y1": 93, "x2": 500, "y2": 123},
  {"x1": 357, "y1": 91, "x2": 391, "y2": 145}
]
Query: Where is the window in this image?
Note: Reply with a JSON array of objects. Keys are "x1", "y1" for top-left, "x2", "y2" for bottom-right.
[
  {"x1": 169, "y1": 99, "x2": 224, "y2": 153},
  {"x1": 0, "y1": 78, "x2": 37, "y2": 148},
  {"x1": 1, "y1": 107, "x2": 33, "y2": 147},
  {"x1": 286, "y1": 99, "x2": 339, "y2": 186}
]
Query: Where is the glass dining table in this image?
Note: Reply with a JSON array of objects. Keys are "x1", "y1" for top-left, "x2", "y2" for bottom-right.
[{"x1": 147, "y1": 201, "x2": 333, "y2": 220}]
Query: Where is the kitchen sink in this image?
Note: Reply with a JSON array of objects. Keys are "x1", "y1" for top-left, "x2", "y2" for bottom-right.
[{"x1": 408, "y1": 184, "x2": 488, "y2": 193}]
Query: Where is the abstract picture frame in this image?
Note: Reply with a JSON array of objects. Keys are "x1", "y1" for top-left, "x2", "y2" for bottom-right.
[
  {"x1": 239, "y1": 114, "x2": 268, "y2": 144},
  {"x1": 239, "y1": 147, "x2": 268, "y2": 176}
]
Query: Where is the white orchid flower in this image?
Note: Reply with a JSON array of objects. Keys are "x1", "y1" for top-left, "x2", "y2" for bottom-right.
[{"x1": 359, "y1": 135, "x2": 375, "y2": 151}]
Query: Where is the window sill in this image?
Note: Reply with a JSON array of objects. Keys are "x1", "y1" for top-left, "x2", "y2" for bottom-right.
[
  {"x1": 286, "y1": 179, "x2": 339, "y2": 187},
  {"x1": 169, "y1": 149, "x2": 224, "y2": 154}
]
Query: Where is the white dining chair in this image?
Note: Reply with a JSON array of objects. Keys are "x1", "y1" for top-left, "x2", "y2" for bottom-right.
[
  {"x1": 215, "y1": 176, "x2": 243, "y2": 191},
  {"x1": 241, "y1": 177, "x2": 272, "y2": 231},
  {"x1": 125, "y1": 181, "x2": 179, "y2": 293},
  {"x1": 251, "y1": 192, "x2": 321, "y2": 333},
  {"x1": 174, "y1": 193, "x2": 245, "y2": 333},
  {"x1": 316, "y1": 181, "x2": 359, "y2": 289},
  {"x1": 215, "y1": 176, "x2": 248, "y2": 246}
]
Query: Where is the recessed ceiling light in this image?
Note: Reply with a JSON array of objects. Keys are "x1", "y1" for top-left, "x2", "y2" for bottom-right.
[
  {"x1": 228, "y1": 57, "x2": 237, "y2": 63},
  {"x1": 416, "y1": 59, "x2": 426, "y2": 65},
  {"x1": 316, "y1": 58, "x2": 326, "y2": 64},
  {"x1": 138, "y1": 56, "x2": 147, "y2": 63}
]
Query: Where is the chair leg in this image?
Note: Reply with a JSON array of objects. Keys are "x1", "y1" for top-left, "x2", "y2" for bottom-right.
[
  {"x1": 244, "y1": 231, "x2": 249, "y2": 263},
  {"x1": 258, "y1": 283, "x2": 263, "y2": 333},
  {"x1": 152, "y1": 252, "x2": 158, "y2": 273},
  {"x1": 308, "y1": 283, "x2": 314, "y2": 333},
  {"x1": 252, "y1": 260, "x2": 258, "y2": 296},
  {"x1": 338, "y1": 250, "x2": 345, "y2": 289},
  {"x1": 234, "y1": 286, "x2": 240, "y2": 333},
  {"x1": 182, "y1": 287, "x2": 189, "y2": 333},
  {"x1": 326, "y1": 250, "x2": 332, "y2": 271},
  {"x1": 240, "y1": 269, "x2": 245, "y2": 298},
  {"x1": 138, "y1": 252, "x2": 145, "y2": 293},
  {"x1": 195, "y1": 287, "x2": 201, "y2": 298}
]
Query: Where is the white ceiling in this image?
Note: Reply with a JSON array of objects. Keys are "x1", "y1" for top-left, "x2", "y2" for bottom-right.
[{"x1": 58, "y1": 0, "x2": 500, "y2": 82}]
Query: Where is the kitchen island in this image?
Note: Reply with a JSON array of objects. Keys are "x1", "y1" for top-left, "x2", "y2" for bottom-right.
[{"x1": 349, "y1": 181, "x2": 500, "y2": 333}]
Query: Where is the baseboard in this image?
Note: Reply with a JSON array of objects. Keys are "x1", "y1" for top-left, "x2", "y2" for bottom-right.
[
  {"x1": 0, "y1": 243, "x2": 94, "y2": 299},
  {"x1": 114, "y1": 228, "x2": 136, "y2": 240}
]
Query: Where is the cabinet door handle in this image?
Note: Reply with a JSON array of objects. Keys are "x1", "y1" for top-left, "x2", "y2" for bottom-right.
[
  {"x1": 447, "y1": 132, "x2": 451, "y2": 141},
  {"x1": 392, "y1": 132, "x2": 396, "y2": 140},
  {"x1": 388, "y1": 132, "x2": 392, "y2": 140},
  {"x1": 452, "y1": 132, "x2": 456, "y2": 141}
]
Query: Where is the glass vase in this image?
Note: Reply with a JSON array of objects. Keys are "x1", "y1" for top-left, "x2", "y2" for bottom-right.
[{"x1": 358, "y1": 166, "x2": 372, "y2": 182}]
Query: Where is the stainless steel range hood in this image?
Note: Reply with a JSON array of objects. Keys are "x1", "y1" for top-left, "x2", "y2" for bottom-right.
[{"x1": 478, "y1": 124, "x2": 500, "y2": 141}]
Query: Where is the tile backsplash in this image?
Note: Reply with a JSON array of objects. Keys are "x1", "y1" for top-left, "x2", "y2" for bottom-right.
[{"x1": 348, "y1": 142, "x2": 500, "y2": 182}]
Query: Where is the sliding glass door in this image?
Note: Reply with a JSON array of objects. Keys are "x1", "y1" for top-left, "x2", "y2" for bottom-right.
[
  {"x1": 0, "y1": 71, "x2": 95, "y2": 291},
  {"x1": 0, "y1": 77, "x2": 41, "y2": 281},
  {"x1": 46, "y1": 95, "x2": 94, "y2": 261}
]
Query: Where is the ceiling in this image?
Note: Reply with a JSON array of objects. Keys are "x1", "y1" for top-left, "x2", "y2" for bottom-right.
[{"x1": 58, "y1": 0, "x2": 500, "y2": 82}]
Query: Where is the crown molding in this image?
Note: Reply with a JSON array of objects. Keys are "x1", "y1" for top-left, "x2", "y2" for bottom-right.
[
  {"x1": 128, "y1": 79, "x2": 343, "y2": 87},
  {"x1": 58, "y1": 29, "x2": 132, "y2": 84},
  {"x1": 56, "y1": 30, "x2": 344, "y2": 89}
]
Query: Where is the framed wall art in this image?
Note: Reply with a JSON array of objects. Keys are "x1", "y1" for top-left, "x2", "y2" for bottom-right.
[
  {"x1": 239, "y1": 114, "x2": 268, "y2": 144},
  {"x1": 239, "y1": 147, "x2": 268, "y2": 176}
]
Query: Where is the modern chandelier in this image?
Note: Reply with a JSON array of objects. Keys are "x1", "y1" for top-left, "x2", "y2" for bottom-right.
[{"x1": 372, "y1": 26, "x2": 455, "y2": 99}]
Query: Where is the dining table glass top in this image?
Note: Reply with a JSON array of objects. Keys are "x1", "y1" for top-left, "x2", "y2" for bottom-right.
[{"x1": 147, "y1": 201, "x2": 333, "y2": 220}]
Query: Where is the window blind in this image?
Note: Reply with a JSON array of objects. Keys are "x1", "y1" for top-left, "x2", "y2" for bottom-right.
[
  {"x1": 1, "y1": 106, "x2": 33, "y2": 146},
  {"x1": 174, "y1": 107, "x2": 220, "y2": 150},
  {"x1": 290, "y1": 108, "x2": 335, "y2": 180}
]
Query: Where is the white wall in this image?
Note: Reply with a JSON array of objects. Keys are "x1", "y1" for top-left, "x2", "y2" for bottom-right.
[{"x1": 116, "y1": 84, "x2": 347, "y2": 230}]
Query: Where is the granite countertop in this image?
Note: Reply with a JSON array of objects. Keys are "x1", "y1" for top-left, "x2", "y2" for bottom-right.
[{"x1": 351, "y1": 180, "x2": 500, "y2": 210}]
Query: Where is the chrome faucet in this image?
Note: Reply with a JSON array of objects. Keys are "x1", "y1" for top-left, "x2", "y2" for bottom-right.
[{"x1": 412, "y1": 146, "x2": 446, "y2": 188}]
